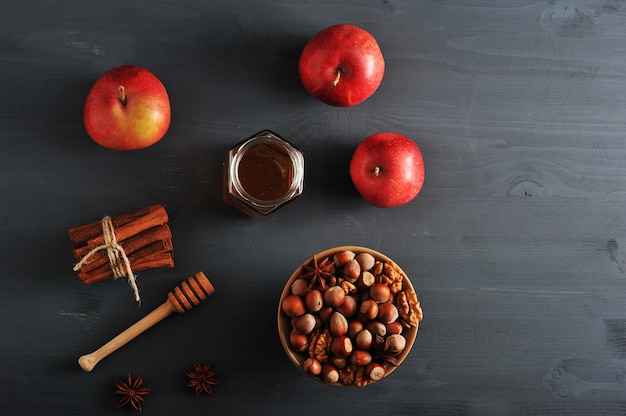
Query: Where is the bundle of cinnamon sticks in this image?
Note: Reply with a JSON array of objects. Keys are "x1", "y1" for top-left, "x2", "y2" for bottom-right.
[{"x1": 69, "y1": 204, "x2": 174, "y2": 285}]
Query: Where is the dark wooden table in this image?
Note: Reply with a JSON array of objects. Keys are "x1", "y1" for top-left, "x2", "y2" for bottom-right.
[{"x1": 1, "y1": 1, "x2": 625, "y2": 415}]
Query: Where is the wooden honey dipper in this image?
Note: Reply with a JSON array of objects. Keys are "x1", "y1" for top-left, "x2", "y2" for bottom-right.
[{"x1": 78, "y1": 272, "x2": 215, "y2": 372}]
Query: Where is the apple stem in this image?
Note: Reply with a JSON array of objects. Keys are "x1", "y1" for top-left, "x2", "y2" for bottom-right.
[
  {"x1": 374, "y1": 166, "x2": 381, "y2": 176},
  {"x1": 118, "y1": 86, "x2": 127, "y2": 105},
  {"x1": 332, "y1": 68, "x2": 342, "y2": 87}
]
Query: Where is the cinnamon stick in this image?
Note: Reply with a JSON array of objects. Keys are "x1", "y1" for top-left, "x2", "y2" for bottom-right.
[
  {"x1": 80, "y1": 205, "x2": 168, "y2": 250},
  {"x1": 80, "y1": 251, "x2": 174, "y2": 284},
  {"x1": 77, "y1": 239, "x2": 173, "y2": 282},
  {"x1": 68, "y1": 204, "x2": 165, "y2": 249},
  {"x1": 73, "y1": 223, "x2": 172, "y2": 268},
  {"x1": 76, "y1": 229, "x2": 173, "y2": 274}
]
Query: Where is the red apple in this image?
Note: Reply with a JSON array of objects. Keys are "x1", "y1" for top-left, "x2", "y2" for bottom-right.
[
  {"x1": 84, "y1": 65, "x2": 171, "y2": 150},
  {"x1": 349, "y1": 132, "x2": 425, "y2": 208},
  {"x1": 298, "y1": 24, "x2": 385, "y2": 107}
]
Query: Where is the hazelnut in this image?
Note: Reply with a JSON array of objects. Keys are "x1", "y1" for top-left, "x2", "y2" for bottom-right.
[
  {"x1": 336, "y1": 295, "x2": 357, "y2": 318},
  {"x1": 304, "y1": 289, "x2": 323, "y2": 312},
  {"x1": 289, "y1": 330, "x2": 309, "y2": 352},
  {"x1": 330, "y1": 335, "x2": 353, "y2": 357},
  {"x1": 386, "y1": 320, "x2": 404, "y2": 335},
  {"x1": 333, "y1": 250, "x2": 355, "y2": 267},
  {"x1": 384, "y1": 334, "x2": 407, "y2": 356},
  {"x1": 359, "y1": 299, "x2": 379, "y2": 321},
  {"x1": 355, "y1": 329, "x2": 373, "y2": 350},
  {"x1": 356, "y1": 252, "x2": 375, "y2": 271},
  {"x1": 347, "y1": 319, "x2": 364, "y2": 338},
  {"x1": 331, "y1": 356, "x2": 348, "y2": 369},
  {"x1": 319, "y1": 306, "x2": 334, "y2": 323},
  {"x1": 322, "y1": 364, "x2": 339, "y2": 384},
  {"x1": 365, "y1": 363, "x2": 386, "y2": 381},
  {"x1": 366, "y1": 321, "x2": 387, "y2": 337},
  {"x1": 343, "y1": 259, "x2": 361, "y2": 282},
  {"x1": 370, "y1": 283, "x2": 391, "y2": 303},
  {"x1": 282, "y1": 294, "x2": 306, "y2": 317},
  {"x1": 350, "y1": 350, "x2": 372, "y2": 367},
  {"x1": 356, "y1": 271, "x2": 375, "y2": 290},
  {"x1": 323, "y1": 286, "x2": 346, "y2": 308},
  {"x1": 290, "y1": 278, "x2": 309, "y2": 297},
  {"x1": 377, "y1": 302, "x2": 399, "y2": 324},
  {"x1": 303, "y1": 357, "x2": 322, "y2": 376},
  {"x1": 292, "y1": 313, "x2": 316, "y2": 335},
  {"x1": 359, "y1": 290, "x2": 371, "y2": 302},
  {"x1": 330, "y1": 311, "x2": 349, "y2": 336}
]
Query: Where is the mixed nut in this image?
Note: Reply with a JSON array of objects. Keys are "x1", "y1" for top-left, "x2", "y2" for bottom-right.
[{"x1": 281, "y1": 249, "x2": 423, "y2": 387}]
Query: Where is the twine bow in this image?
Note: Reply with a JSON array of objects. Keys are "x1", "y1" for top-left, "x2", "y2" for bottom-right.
[{"x1": 73, "y1": 216, "x2": 141, "y2": 303}]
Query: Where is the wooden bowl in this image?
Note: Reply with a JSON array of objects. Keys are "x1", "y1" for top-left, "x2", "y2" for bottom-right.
[{"x1": 277, "y1": 246, "x2": 421, "y2": 387}]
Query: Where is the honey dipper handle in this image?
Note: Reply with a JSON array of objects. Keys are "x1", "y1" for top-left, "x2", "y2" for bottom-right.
[
  {"x1": 78, "y1": 272, "x2": 214, "y2": 372},
  {"x1": 78, "y1": 301, "x2": 174, "y2": 372}
]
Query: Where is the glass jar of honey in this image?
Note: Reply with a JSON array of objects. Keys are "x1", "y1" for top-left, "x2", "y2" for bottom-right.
[{"x1": 223, "y1": 130, "x2": 304, "y2": 217}]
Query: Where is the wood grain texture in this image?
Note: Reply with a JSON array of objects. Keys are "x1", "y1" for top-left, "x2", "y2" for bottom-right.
[{"x1": 0, "y1": 0, "x2": 625, "y2": 415}]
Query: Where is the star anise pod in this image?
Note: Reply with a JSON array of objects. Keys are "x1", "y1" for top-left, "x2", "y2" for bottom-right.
[
  {"x1": 115, "y1": 372, "x2": 151, "y2": 412},
  {"x1": 373, "y1": 334, "x2": 399, "y2": 367},
  {"x1": 300, "y1": 254, "x2": 335, "y2": 290},
  {"x1": 186, "y1": 361, "x2": 218, "y2": 396}
]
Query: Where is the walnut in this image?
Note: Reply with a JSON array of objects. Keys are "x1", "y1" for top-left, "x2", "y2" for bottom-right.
[
  {"x1": 339, "y1": 365, "x2": 355, "y2": 385},
  {"x1": 307, "y1": 329, "x2": 321, "y2": 358},
  {"x1": 383, "y1": 260, "x2": 401, "y2": 279},
  {"x1": 396, "y1": 289, "x2": 423, "y2": 328},
  {"x1": 407, "y1": 290, "x2": 423, "y2": 321},
  {"x1": 310, "y1": 329, "x2": 331, "y2": 363},
  {"x1": 353, "y1": 366, "x2": 369, "y2": 387},
  {"x1": 390, "y1": 280, "x2": 403, "y2": 294},
  {"x1": 341, "y1": 280, "x2": 357, "y2": 294},
  {"x1": 372, "y1": 261, "x2": 384, "y2": 278},
  {"x1": 384, "y1": 261, "x2": 405, "y2": 294},
  {"x1": 379, "y1": 274, "x2": 392, "y2": 285}
]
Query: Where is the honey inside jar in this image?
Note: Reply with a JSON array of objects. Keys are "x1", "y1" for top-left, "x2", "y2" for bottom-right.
[
  {"x1": 237, "y1": 142, "x2": 294, "y2": 201},
  {"x1": 223, "y1": 130, "x2": 304, "y2": 217}
]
